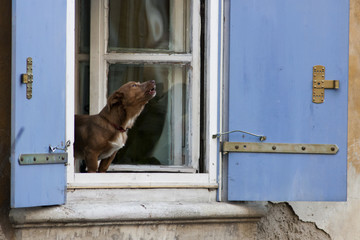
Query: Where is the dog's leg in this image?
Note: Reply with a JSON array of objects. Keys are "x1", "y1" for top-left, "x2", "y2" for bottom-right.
[
  {"x1": 85, "y1": 152, "x2": 99, "y2": 173},
  {"x1": 98, "y1": 152, "x2": 117, "y2": 173}
]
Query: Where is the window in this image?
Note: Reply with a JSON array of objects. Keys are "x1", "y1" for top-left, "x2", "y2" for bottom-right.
[{"x1": 70, "y1": 0, "x2": 218, "y2": 188}]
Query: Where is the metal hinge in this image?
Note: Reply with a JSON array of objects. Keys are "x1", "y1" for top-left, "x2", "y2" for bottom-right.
[
  {"x1": 19, "y1": 153, "x2": 68, "y2": 165},
  {"x1": 19, "y1": 141, "x2": 71, "y2": 165},
  {"x1": 222, "y1": 142, "x2": 339, "y2": 155},
  {"x1": 215, "y1": 130, "x2": 338, "y2": 155}
]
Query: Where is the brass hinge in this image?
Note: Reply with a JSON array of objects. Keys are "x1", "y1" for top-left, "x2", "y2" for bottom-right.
[{"x1": 313, "y1": 65, "x2": 339, "y2": 103}]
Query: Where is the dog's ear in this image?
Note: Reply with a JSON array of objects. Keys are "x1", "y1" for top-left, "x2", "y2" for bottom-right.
[{"x1": 107, "y1": 91, "x2": 124, "y2": 111}]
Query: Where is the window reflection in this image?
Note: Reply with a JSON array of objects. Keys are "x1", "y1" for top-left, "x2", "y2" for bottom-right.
[
  {"x1": 77, "y1": 61, "x2": 90, "y2": 115},
  {"x1": 109, "y1": 0, "x2": 170, "y2": 51},
  {"x1": 108, "y1": 64, "x2": 188, "y2": 165},
  {"x1": 108, "y1": 0, "x2": 189, "y2": 52}
]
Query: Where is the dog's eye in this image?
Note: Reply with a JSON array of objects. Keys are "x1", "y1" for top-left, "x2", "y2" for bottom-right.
[{"x1": 131, "y1": 84, "x2": 137, "y2": 87}]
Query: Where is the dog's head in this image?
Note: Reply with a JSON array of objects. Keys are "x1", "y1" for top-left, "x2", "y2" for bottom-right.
[{"x1": 107, "y1": 80, "x2": 156, "y2": 111}]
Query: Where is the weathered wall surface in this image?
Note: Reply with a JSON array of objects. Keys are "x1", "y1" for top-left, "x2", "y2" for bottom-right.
[
  {"x1": 14, "y1": 222, "x2": 257, "y2": 240},
  {"x1": 0, "y1": 0, "x2": 14, "y2": 239},
  {"x1": 257, "y1": 203, "x2": 331, "y2": 240},
  {"x1": 259, "y1": 1, "x2": 360, "y2": 240}
]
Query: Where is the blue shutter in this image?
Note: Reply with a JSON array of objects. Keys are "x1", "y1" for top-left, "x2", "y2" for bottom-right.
[
  {"x1": 227, "y1": 0, "x2": 349, "y2": 201},
  {"x1": 11, "y1": 0, "x2": 67, "y2": 208}
]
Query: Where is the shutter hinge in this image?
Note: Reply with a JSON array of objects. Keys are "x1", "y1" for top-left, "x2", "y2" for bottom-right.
[
  {"x1": 222, "y1": 142, "x2": 339, "y2": 155},
  {"x1": 19, "y1": 153, "x2": 68, "y2": 165},
  {"x1": 19, "y1": 141, "x2": 71, "y2": 165}
]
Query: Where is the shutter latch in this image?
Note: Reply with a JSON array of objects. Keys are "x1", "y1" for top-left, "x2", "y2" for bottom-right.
[
  {"x1": 313, "y1": 65, "x2": 339, "y2": 103},
  {"x1": 212, "y1": 130, "x2": 266, "y2": 142},
  {"x1": 21, "y1": 57, "x2": 33, "y2": 100}
]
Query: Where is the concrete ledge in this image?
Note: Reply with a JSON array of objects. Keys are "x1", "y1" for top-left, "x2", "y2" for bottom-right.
[{"x1": 10, "y1": 202, "x2": 266, "y2": 228}]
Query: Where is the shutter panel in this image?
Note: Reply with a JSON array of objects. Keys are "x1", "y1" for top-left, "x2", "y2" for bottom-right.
[
  {"x1": 226, "y1": 0, "x2": 349, "y2": 201},
  {"x1": 11, "y1": 0, "x2": 68, "y2": 207}
]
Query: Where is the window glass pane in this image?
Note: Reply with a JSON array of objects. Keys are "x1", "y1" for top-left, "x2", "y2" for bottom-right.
[
  {"x1": 108, "y1": 64, "x2": 188, "y2": 166},
  {"x1": 108, "y1": 0, "x2": 189, "y2": 52},
  {"x1": 77, "y1": 61, "x2": 90, "y2": 114},
  {"x1": 79, "y1": 0, "x2": 90, "y2": 54}
]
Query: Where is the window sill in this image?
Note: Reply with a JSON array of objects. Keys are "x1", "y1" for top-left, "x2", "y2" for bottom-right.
[
  {"x1": 67, "y1": 173, "x2": 217, "y2": 189},
  {"x1": 107, "y1": 164, "x2": 197, "y2": 173},
  {"x1": 10, "y1": 189, "x2": 266, "y2": 228},
  {"x1": 10, "y1": 202, "x2": 266, "y2": 228}
]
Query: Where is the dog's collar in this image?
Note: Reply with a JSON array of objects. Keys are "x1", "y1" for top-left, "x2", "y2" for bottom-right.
[
  {"x1": 111, "y1": 123, "x2": 126, "y2": 132},
  {"x1": 100, "y1": 115, "x2": 127, "y2": 132}
]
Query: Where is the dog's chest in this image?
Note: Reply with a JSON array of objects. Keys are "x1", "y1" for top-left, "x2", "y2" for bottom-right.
[
  {"x1": 99, "y1": 132, "x2": 127, "y2": 159},
  {"x1": 98, "y1": 109, "x2": 143, "y2": 159},
  {"x1": 124, "y1": 107, "x2": 144, "y2": 129}
]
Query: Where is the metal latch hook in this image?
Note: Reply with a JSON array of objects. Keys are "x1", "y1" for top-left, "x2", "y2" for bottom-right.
[
  {"x1": 49, "y1": 140, "x2": 71, "y2": 153},
  {"x1": 212, "y1": 130, "x2": 266, "y2": 142}
]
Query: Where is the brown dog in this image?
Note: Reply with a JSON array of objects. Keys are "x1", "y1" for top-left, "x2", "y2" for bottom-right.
[{"x1": 74, "y1": 80, "x2": 156, "y2": 173}]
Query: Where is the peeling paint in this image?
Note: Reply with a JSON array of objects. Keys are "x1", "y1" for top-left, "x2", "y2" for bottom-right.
[{"x1": 257, "y1": 203, "x2": 331, "y2": 240}]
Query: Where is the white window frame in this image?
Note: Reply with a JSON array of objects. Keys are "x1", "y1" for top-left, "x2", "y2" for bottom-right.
[
  {"x1": 91, "y1": 0, "x2": 199, "y2": 169},
  {"x1": 66, "y1": 0, "x2": 219, "y2": 189}
]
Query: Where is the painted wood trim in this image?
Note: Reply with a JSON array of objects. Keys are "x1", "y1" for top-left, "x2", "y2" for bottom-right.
[
  {"x1": 104, "y1": 53, "x2": 193, "y2": 63},
  {"x1": 89, "y1": 0, "x2": 107, "y2": 114},
  {"x1": 205, "y1": 0, "x2": 220, "y2": 185},
  {"x1": 69, "y1": 0, "x2": 219, "y2": 188},
  {"x1": 66, "y1": 0, "x2": 76, "y2": 184},
  {"x1": 69, "y1": 173, "x2": 216, "y2": 189},
  {"x1": 218, "y1": 0, "x2": 230, "y2": 201},
  {"x1": 107, "y1": 164, "x2": 197, "y2": 173}
]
